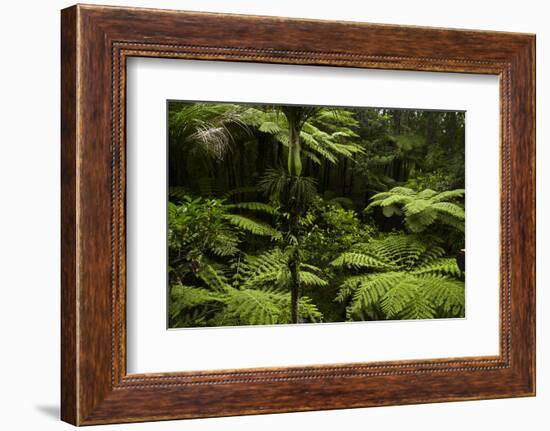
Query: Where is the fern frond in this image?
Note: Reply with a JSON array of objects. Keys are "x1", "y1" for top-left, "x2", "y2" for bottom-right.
[
  {"x1": 224, "y1": 214, "x2": 282, "y2": 239},
  {"x1": 388, "y1": 186, "x2": 417, "y2": 196},
  {"x1": 380, "y1": 276, "x2": 417, "y2": 318},
  {"x1": 397, "y1": 287, "x2": 436, "y2": 320},
  {"x1": 223, "y1": 288, "x2": 323, "y2": 325},
  {"x1": 437, "y1": 212, "x2": 466, "y2": 232},
  {"x1": 258, "y1": 121, "x2": 282, "y2": 134},
  {"x1": 421, "y1": 275, "x2": 465, "y2": 317},
  {"x1": 431, "y1": 202, "x2": 465, "y2": 220},
  {"x1": 296, "y1": 296, "x2": 324, "y2": 323},
  {"x1": 414, "y1": 257, "x2": 462, "y2": 277},
  {"x1": 364, "y1": 234, "x2": 428, "y2": 269},
  {"x1": 196, "y1": 264, "x2": 230, "y2": 292},
  {"x1": 430, "y1": 189, "x2": 465, "y2": 202},
  {"x1": 208, "y1": 232, "x2": 240, "y2": 257},
  {"x1": 381, "y1": 205, "x2": 402, "y2": 217},
  {"x1": 224, "y1": 288, "x2": 285, "y2": 325},
  {"x1": 367, "y1": 186, "x2": 465, "y2": 233},
  {"x1": 416, "y1": 189, "x2": 438, "y2": 199},
  {"x1": 334, "y1": 232, "x2": 465, "y2": 321},
  {"x1": 404, "y1": 210, "x2": 438, "y2": 233},
  {"x1": 299, "y1": 271, "x2": 329, "y2": 287},
  {"x1": 300, "y1": 262, "x2": 324, "y2": 272},
  {"x1": 414, "y1": 245, "x2": 446, "y2": 268},
  {"x1": 335, "y1": 274, "x2": 375, "y2": 302},
  {"x1": 346, "y1": 272, "x2": 404, "y2": 317},
  {"x1": 330, "y1": 252, "x2": 393, "y2": 270},
  {"x1": 237, "y1": 249, "x2": 286, "y2": 289},
  {"x1": 301, "y1": 149, "x2": 322, "y2": 165},
  {"x1": 169, "y1": 284, "x2": 224, "y2": 325},
  {"x1": 403, "y1": 199, "x2": 432, "y2": 216},
  {"x1": 170, "y1": 284, "x2": 222, "y2": 308},
  {"x1": 366, "y1": 193, "x2": 413, "y2": 210},
  {"x1": 227, "y1": 201, "x2": 278, "y2": 214}
]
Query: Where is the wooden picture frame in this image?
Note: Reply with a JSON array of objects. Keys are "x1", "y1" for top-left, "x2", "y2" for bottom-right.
[{"x1": 61, "y1": 4, "x2": 535, "y2": 425}]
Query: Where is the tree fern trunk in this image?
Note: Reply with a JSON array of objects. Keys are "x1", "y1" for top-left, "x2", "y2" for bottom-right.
[
  {"x1": 289, "y1": 211, "x2": 301, "y2": 323},
  {"x1": 284, "y1": 108, "x2": 303, "y2": 323},
  {"x1": 287, "y1": 116, "x2": 302, "y2": 176}
]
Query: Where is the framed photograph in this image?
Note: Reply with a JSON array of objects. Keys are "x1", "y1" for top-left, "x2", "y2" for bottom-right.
[{"x1": 61, "y1": 4, "x2": 536, "y2": 425}]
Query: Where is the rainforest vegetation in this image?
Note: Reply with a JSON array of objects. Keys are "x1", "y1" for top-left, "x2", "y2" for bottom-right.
[{"x1": 167, "y1": 102, "x2": 466, "y2": 328}]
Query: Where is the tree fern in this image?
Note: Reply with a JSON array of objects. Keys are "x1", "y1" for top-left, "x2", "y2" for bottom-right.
[
  {"x1": 169, "y1": 103, "x2": 249, "y2": 160},
  {"x1": 240, "y1": 106, "x2": 362, "y2": 166},
  {"x1": 258, "y1": 168, "x2": 317, "y2": 212},
  {"x1": 170, "y1": 282, "x2": 323, "y2": 327},
  {"x1": 367, "y1": 186, "x2": 465, "y2": 233},
  {"x1": 237, "y1": 248, "x2": 328, "y2": 291},
  {"x1": 332, "y1": 234, "x2": 465, "y2": 321},
  {"x1": 169, "y1": 246, "x2": 326, "y2": 327}
]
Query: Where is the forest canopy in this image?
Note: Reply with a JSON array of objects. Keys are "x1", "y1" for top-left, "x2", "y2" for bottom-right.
[{"x1": 167, "y1": 102, "x2": 466, "y2": 328}]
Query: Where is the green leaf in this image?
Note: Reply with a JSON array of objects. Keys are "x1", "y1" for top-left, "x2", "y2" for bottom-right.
[
  {"x1": 227, "y1": 202, "x2": 278, "y2": 214},
  {"x1": 300, "y1": 271, "x2": 328, "y2": 287},
  {"x1": 224, "y1": 214, "x2": 282, "y2": 239},
  {"x1": 331, "y1": 252, "x2": 393, "y2": 270}
]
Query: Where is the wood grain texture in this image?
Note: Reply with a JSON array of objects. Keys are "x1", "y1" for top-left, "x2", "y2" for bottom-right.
[
  {"x1": 60, "y1": 5, "x2": 78, "y2": 425},
  {"x1": 60, "y1": 4, "x2": 536, "y2": 425}
]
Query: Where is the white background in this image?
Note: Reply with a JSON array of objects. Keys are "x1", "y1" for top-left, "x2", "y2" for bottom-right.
[
  {"x1": 0, "y1": 0, "x2": 547, "y2": 430},
  {"x1": 127, "y1": 59, "x2": 500, "y2": 373}
]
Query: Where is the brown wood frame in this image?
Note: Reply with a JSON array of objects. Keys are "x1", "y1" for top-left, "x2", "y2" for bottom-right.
[{"x1": 61, "y1": 4, "x2": 536, "y2": 426}]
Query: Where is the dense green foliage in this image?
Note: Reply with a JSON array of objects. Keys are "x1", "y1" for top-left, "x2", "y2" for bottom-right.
[{"x1": 167, "y1": 102, "x2": 465, "y2": 327}]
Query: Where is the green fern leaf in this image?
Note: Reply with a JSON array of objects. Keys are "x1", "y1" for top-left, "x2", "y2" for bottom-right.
[
  {"x1": 227, "y1": 201, "x2": 278, "y2": 214},
  {"x1": 367, "y1": 186, "x2": 465, "y2": 233},
  {"x1": 414, "y1": 258, "x2": 463, "y2": 277},
  {"x1": 397, "y1": 287, "x2": 436, "y2": 320},
  {"x1": 346, "y1": 272, "x2": 404, "y2": 317},
  {"x1": 196, "y1": 264, "x2": 230, "y2": 292},
  {"x1": 380, "y1": 276, "x2": 417, "y2": 318},
  {"x1": 331, "y1": 252, "x2": 393, "y2": 270},
  {"x1": 403, "y1": 199, "x2": 432, "y2": 216},
  {"x1": 258, "y1": 121, "x2": 282, "y2": 134},
  {"x1": 224, "y1": 214, "x2": 282, "y2": 239},
  {"x1": 430, "y1": 189, "x2": 465, "y2": 202},
  {"x1": 431, "y1": 202, "x2": 465, "y2": 219},
  {"x1": 299, "y1": 271, "x2": 329, "y2": 287},
  {"x1": 421, "y1": 275, "x2": 465, "y2": 317},
  {"x1": 225, "y1": 288, "x2": 284, "y2": 325}
]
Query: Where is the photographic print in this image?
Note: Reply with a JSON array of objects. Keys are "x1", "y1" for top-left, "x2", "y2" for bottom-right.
[
  {"x1": 167, "y1": 102, "x2": 466, "y2": 328},
  {"x1": 61, "y1": 7, "x2": 535, "y2": 423}
]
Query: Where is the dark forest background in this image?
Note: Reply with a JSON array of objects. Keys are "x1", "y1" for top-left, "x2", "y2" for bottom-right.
[{"x1": 167, "y1": 102, "x2": 466, "y2": 328}]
